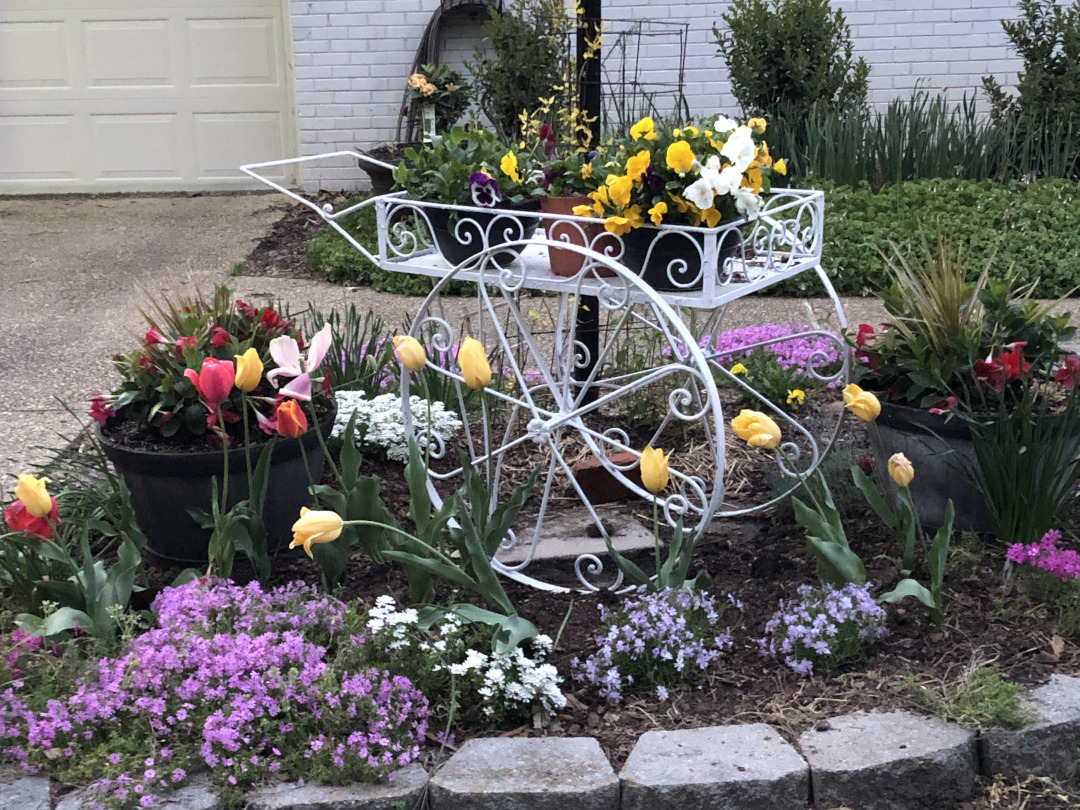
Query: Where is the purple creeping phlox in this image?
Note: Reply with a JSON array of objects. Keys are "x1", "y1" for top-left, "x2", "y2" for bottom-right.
[
  {"x1": 570, "y1": 587, "x2": 736, "y2": 702},
  {"x1": 758, "y1": 583, "x2": 888, "y2": 677},
  {"x1": 0, "y1": 580, "x2": 428, "y2": 810},
  {"x1": 1007, "y1": 529, "x2": 1080, "y2": 581},
  {"x1": 703, "y1": 323, "x2": 842, "y2": 374}
]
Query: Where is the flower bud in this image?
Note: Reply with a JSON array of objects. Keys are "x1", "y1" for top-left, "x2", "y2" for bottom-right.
[
  {"x1": 842, "y1": 384, "x2": 881, "y2": 422},
  {"x1": 888, "y1": 453, "x2": 915, "y2": 487},
  {"x1": 290, "y1": 507, "x2": 344, "y2": 557},
  {"x1": 730, "y1": 410, "x2": 782, "y2": 449},
  {"x1": 14, "y1": 474, "x2": 52, "y2": 518},
  {"x1": 640, "y1": 446, "x2": 671, "y2": 494},
  {"x1": 234, "y1": 348, "x2": 263, "y2": 392},
  {"x1": 458, "y1": 337, "x2": 492, "y2": 390},
  {"x1": 393, "y1": 335, "x2": 427, "y2": 372}
]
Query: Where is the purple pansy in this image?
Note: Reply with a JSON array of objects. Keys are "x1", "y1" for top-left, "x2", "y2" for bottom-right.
[{"x1": 468, "y1": 172, "x2": 502, "y2": 207}]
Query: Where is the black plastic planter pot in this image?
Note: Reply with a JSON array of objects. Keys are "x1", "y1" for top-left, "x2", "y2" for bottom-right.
[
  {"x1": 870, "y1": 401, "x2": 992, "y2": 534},
  {"x1": 99, "y1": 403, "x2": 336, "y2": 567},
  {"x1": 621, "y1": 222, "x2": 741, "y2": 291},
  {"x1": 424, "y1": 199, "x2": 541, "y2": 268}
]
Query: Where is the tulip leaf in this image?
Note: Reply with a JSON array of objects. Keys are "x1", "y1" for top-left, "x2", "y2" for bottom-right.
[{"x1": 851, "y1": 464, "x2": 900, "y2": 530}]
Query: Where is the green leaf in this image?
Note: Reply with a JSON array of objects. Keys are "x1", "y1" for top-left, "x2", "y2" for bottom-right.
[
  {"x1": 851, "y1": 465, "x2": 900, "y2": 530},
  {"x1": 878, "y1": 578, "x2": 935, "y2": 608},
  {"x1": 806, "y1": 536, "x2": 866, "y2": 587}
]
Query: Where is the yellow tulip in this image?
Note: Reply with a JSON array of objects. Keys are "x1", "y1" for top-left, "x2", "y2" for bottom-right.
[
  {"x1": 14, "y1": 474, "x2": 52, "y2": 518},
  {"x1": 290, "y1": 507, "x2": 344, "y2": 558},
  {"x1": 731, "y1": 410, "x2": 782, "y2": 449},
  {"x1": 888, "y1": 453, "x2": 915, "y2": 487},
  {"x1": 458, "y1": 337, "x2": 492, "y2": 390},
  {"x1": 665, "y1": 141, "x2": 695, "y2": 175},
  {"x1": 392, "y1": 335, "x2": 426, "y2": 372},
  {"x1": 233, "y1": 348, "x2": 264, "y2": 392},
  {"x1": 640, "y1": 446, "x2": 671, "y2": 493},
  {"x1": 842, "y1": 383, "x2": 882, "y2": 422}
]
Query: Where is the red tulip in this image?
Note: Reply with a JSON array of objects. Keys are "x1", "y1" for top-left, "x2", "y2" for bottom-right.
[
  {"x1": 210, "y1": 327, "x2": 231, "y2": 348},
  {"x1": 275, "y1": 400, "x2": 307, "y2": 438},
  {"x1": 184, "y1": 358, "x2": 235, "y2": 407},
  {"x1": 3, "y1": 498, "x2": 59, "y2": 539},
  {"x1": 145, "y1": 327, "x2": 166, "y2": 346},
  {"x1": 174, "y1": 335, "x2": 197, "y2": 359},
  {"x1": 1055, "y1": 356, "x2": 1080, "y2": 389}
]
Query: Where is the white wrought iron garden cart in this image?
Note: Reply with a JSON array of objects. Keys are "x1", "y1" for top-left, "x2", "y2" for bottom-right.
[{"x1": 242, "y1": 152, "x2": 849, "y2": 592}]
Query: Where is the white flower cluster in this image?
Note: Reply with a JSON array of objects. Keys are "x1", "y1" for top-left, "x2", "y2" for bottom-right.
[
  {"x1": 443, "y1": 633, "x2": 565, "y2": 717},
  {"x1": 332, "y1": 391, "x2": 463, "y2": 462},
  {"x1": 361, "y1": 596, "x2": 565, "y2": 718}
]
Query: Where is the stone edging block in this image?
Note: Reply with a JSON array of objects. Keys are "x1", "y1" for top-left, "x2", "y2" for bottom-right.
[
  {"x1": 429, "y1": 736, "x2": 619, "y2": 810},
  {"x1": 55, "y1": 775, "x2": 221, "y2": 810},
  {"x1": 798, "y1": 710, "x2": 977, "y2": 810},
  {"x1": 620, "y1": 723, "x2": 808, "y2": 810},
  {"x1": 979, "y1": 674, "x2": 1080, "y2": 780},
  {"x1": 0, "y1": 773, "x2": 50, "y2": 810}
]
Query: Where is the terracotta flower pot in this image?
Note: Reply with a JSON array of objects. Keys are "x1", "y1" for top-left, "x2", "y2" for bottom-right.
[
  {"x1": 99, "y1": 401, "x2": 337, "y2": 567},
  {"x1": 540, "y1": 195, "x2": 615, "y2": 278}
]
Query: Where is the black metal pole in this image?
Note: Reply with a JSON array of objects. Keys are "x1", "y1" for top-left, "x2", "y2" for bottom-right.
[{"x1": 574, "y1": 0, "x2": 602, "y2": 404}]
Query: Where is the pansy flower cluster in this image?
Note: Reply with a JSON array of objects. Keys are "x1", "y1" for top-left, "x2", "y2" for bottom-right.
[
  {"x1": 0, "y1": 580, "x2": 428, "y2": 809},
  {"x1": 758, "y1": 583, "x2": 888, "y2": 677},
  {"x1": 1007, "y1": 529, "x2": 1080, "y2": 582},
  {"x1": 571, "y1": 587, "x2": 735, "y2": 702}
]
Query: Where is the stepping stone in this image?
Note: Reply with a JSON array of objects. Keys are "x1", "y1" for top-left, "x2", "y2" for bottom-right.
[
  {"x1": 429, "y1": 737, "x2": 618, "y2": 810},
  {"x1": 620, "y1": 724, "x2": 809, "y2": 810},
  {"x1": 798, "y1": 710, "x2": 977, "y2": 810},
  {"x1": 0, "y1": 773, "x2": 49, "y2": 810},
  {"x1": 979, "y1": 674, "x2": 1080, "y2": 780},
  {"x1": 56, "y1": 775, "x2": 220, "y2": 809},
  {"x1": 246, "y1": 763, "x2": 428, "y2": 810}
]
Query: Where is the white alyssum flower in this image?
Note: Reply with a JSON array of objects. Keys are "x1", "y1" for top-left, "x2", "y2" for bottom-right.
[{"x1": 332, "y1": 390, "x2": 463, "y2": 462}]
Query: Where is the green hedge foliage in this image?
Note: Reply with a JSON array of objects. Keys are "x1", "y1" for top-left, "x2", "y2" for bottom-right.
[{"x1": 780, "y1": 178, "x2": 1080, "y2": 297}]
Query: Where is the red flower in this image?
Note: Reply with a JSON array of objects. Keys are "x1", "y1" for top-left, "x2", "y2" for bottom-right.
[
  {"x1": 3, "y1": 498, "x2": 59, "y2": 539},
  {"x1": 236, "y1": 300, "x2": 259, "y2": 320},
  {"x1": 275, "y1": 400, "x2": 307, "y2": 438},
  {"x1": 260, "y1": 308, "x2": 285, "y2": 331},
  {"x1": 974, "y1": 344, "x2": 1030, "y2": 391},
  {"x1": 184, "y1": 358, "x2": 236, "y2": 407},
  {"x1": 137, "y1": 355, "x2": 155, "y2": 370},
  {"x1": 174, "y1": 335, "x2": 197, "y2": 359},
  {"x1": 210, "y1": 327, "x2": 231, "y2": 348},
  {"x1": 854, "y1": 324, "x2": 876, "y2": 348},
  {"x1": 89, "y1": 395, "x2": 115, "y2": 427},
  {"x1": 1055, "y1": 356, "x2": 1080, "y2": 389},
  {"x1": 144, "y1": 327, "x2": 166, "y2": 345},
  {"x1": 857, "y1": 454, "x2": 874, "y2": 475}
]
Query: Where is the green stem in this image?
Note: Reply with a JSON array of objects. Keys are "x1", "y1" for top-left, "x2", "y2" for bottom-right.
[
  {"x1": 241, "y1": 394, "x2": 254, "y2": 485},
  {"x1": 344, "y1": 519, "x2": 461, "y2": 570},
  {"x1": 777, "y1": 444, "x2": 825, "y2": 515},
  {"x1": 306, "y1": 399, "x2": 341, "y2": 482},
  {"x1": 298, "y1": 437, "x2": 319, "y2": 507},
  {"x1": 652, "y1": 496, "x2": 661, "y2": 580}
]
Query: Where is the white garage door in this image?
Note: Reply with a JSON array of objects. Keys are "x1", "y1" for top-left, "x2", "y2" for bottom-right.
[{"x1": 0, "y1": 0, "x2": 298, "y2": 193}]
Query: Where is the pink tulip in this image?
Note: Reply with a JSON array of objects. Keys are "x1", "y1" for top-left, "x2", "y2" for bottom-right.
[
  {"x1": 266, "y1": 324, "x2": 332, "y2": 389},
  {"x1": 184, "y1": 358, "x2": 235, "y2": 407}
]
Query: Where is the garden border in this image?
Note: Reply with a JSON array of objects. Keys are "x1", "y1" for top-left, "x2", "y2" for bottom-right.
[{"x1": 10, "y1": 675, "x2": 1079, "y2": 810}]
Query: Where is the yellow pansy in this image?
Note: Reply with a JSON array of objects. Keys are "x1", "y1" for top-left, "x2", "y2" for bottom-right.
[
  {"x1": 648, "y1": 201, "x2": 667, "y2": 226},
  {"x1": 607, "y1": 174, "x2": 633, "y2": 208},
  {"x1": 755, "y1": 142, "x2": 773, "y2": 168},
  {"x1": 701, "y1": 206, "x2": 723, "y2": 227},
  {"x1": 603, "y1": 216, "x2": 633, "y2": 235},
  {"x1": 786, "y1": 389, "x2": 805, "y2": 406},
  {"x1": 572, "y1": 204, "x2": 595, "y2": 218},
  {"x1": 581, "y1": 162, "x2": 592, "y2": 179},
  {"x1": 748, "y1": 117, "x2": 767, "y2": 134},
  {"x1": 730, "y1": 363, "x2": 747, "y2": 376},
  {"x1": 500, "y1": 152, "x2": 522, "y2": 183},
  {"x1": 665, "y1": 141, "x2": 695, "y2": 175},
  {"x1": 630, "y1": 117, "x2": 658, "y2": 141},
  {"x1": 744, "y1": 166, "x2": 763, "y2": 194},
  {"x1": 625, "y1": 150, "x2": 651, "y2": 183},
  {"x1": 773, "y1": 159, "x2": 787, "y2": 176}
]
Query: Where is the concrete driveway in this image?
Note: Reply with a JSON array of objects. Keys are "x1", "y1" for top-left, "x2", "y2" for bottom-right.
[{"x1": 5, "y1": 191, "x2": 1080, "y2": 494}]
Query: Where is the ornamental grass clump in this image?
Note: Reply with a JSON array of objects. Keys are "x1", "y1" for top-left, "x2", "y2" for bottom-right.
[
  {"x1": 571, "y1": 587, "x2": 735, "y2": 702},
  {"x1": 758, "y1": 583, "x2": 888, "y2": 677},
  {"x1": 0, "y1": 580, "x2": 428, "y2": 810}
]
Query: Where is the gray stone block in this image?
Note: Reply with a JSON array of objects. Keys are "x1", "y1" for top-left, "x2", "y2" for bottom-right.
[
  {"x1": 0, "y1": 773, "x2": 49, "y2": 810},
  {"x1": 979, "y1": 674, "x2": 1080, "y2": 780},
  {"x1": 429, "y1": 737, "x2": 619, "y2": 810},
  {"x1": 798, "y1": 710, "x2": 977, "y2": 810},
  {"x1": 246, "y1": 763, "x2": 429, "y2": 810},
  {"x1": 620, "y1": 724, "x2": 809, "y2": 810},
  {"x1": 56, "y1": 775, "x2": 220, "y2": 810}
]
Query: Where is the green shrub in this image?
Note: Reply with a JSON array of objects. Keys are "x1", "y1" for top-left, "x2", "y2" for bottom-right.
[
  {"x1": 713, "y1": 0, "x2": 869, "y2": 125},
  {"x1": 772, "y1": 179, "x2": 1080, "y2": 297}
]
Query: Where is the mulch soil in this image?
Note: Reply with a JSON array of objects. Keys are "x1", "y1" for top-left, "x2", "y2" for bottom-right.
[
  {"x1": 144, "y1": 199, "x2": 1080, "y2": 808},
  {"x1": 242, "y1": 192, "x2": 347, "y2": 279}
]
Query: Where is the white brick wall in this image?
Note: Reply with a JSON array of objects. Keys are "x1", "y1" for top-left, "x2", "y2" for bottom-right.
[{"x1": 290, "y1": 0, "x2": 1024, "y2": 191}]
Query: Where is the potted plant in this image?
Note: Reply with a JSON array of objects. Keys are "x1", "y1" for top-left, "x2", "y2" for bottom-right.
[
  {"x1": 89, "y1": 285, "x2": 337, "y2": 566},
  {"x1": 359, "y1": 64, "x2": 474, "y2": 195},
  {"x1": 392, "y1": 125, "x2": 542, "y2": 267},
  {"x1": 850, "y1": 235, "x2": 1077, "y2": 535},
  {"x1": 571, "y1": 115, "x2": 787, "y2": 290}
]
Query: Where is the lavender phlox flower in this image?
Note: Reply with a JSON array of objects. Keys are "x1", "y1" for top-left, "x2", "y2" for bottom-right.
[
  {"x1": 758, "y1": 583, "x2": 888, "y2": 677},
  {"x1": 686, "y1": 323, "x2": 842, "y2": 377},
  {"x1": 1007, "y1": 529, "x2": 1080, "y2": 581},
  {"x1": 468, "y1": 172, "x2": 502, "y2": 207}
]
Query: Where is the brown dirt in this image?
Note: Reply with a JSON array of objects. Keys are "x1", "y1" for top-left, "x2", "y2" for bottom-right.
[{"x1": 240, "y1": 192, "x2": 342, "y2": 279}]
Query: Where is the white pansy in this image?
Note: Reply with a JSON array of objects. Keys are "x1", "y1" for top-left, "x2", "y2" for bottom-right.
[
  {"x1": 714, "y1": 115, "x2": 739, "y2": 133},
  {"x1": 714, "y1": 165, "x2": 745, "y2": 196},
  {"x1": 704, "y1": 155, "x2": 722, "y2": 172},
  {"x1": 682, "y1": 176, "x2": 716, "y2": 210},
  {"x1": 734, "y1": 187, "x2": 763, "y2": 218},
  {"x1": 720, "y1": 125, "x2": 756, "y2": 173}
]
